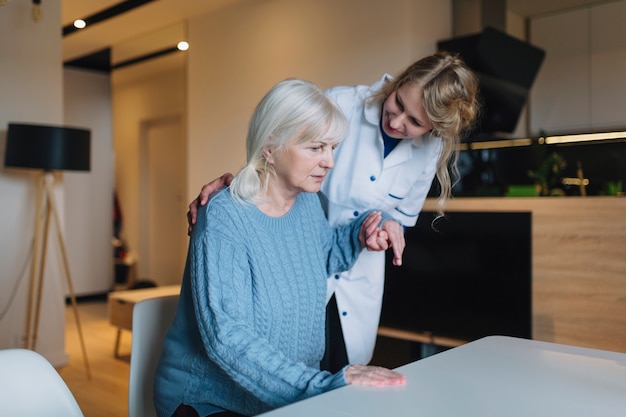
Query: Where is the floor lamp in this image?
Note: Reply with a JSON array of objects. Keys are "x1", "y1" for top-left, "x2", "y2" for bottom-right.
[{"x1": 4, "y1": 123, "x2": 92, "y2": 379}]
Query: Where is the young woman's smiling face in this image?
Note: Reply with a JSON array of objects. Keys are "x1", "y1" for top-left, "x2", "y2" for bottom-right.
[{"x1": 381, "y1": 83, "x2": 433, "y2": 140}]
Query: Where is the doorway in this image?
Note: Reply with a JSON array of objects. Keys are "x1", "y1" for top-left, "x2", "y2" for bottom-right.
[{"x1": 138, "y1": 115, "x2": 187, "y2": 285}]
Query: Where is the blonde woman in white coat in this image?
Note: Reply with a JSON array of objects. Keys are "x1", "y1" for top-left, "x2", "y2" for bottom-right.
[{"x1": 188, "y1": 51, "x2": 480, "y2": 371}]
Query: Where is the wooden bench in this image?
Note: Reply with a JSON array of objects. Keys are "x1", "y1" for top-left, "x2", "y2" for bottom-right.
[{"x1": 107, "y1": 285, "x2": 180, "y2": 358}]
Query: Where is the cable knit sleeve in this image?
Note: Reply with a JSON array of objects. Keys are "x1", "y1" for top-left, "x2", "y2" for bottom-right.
[{"x1": 323, "y1": 208, "x2": 395, "y2": 276}]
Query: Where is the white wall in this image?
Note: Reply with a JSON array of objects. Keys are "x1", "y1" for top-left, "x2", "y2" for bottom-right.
[
  {"x1": 63, "y1": 68, "x2": 115, "y2": 296},
  {"x1": 112, "y1": 56, "x2": 187, "y2": 279},
  {"x1": 0, "y1": 2, "x2": 114, "y2": 366},
  {"x1": 0, "y1": 1, "x2": 67, "y2": 364},
  {"x1": 186, "y1": 0, "x2": 452, "y2": 199}
]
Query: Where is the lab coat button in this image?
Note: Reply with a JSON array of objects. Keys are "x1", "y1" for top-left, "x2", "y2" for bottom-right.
[
  {"x1": 353, "y1": 211, "x2": 359, "y2": 217},
  {"x1": 334, "y1": 274, "x2": 340, "y2": 280},
  {"x1": 342, "y1": 311, "x2": 348, "y2": 316},
  {"x1": 370, "y1": 175, "x2": 376, "y2": 181}
]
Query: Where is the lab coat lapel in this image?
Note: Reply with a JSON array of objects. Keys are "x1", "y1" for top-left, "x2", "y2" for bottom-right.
[{"x1": 382, "y1": 134, "x2": 425, "y2": 169}]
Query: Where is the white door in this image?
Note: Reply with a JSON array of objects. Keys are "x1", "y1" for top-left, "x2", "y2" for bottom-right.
[{"x1": 138, "y1": 115, "x2": 187, "y2": 285}]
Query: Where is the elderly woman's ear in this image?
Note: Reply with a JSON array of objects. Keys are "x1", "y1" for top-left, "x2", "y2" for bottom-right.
[{"x1": 262, "y1": 146, "x2": 275, "y2": 164}]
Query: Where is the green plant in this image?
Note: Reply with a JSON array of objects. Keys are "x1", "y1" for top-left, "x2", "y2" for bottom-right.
[
  {"x1": 528, "y1": 151, "x2": 566, "y2": 196},
  {"x1": 604, "y1": 181, "x2": 623, "y2": 196}
]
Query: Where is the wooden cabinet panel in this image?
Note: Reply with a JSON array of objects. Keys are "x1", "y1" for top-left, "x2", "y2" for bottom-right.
[
  {"x1": 529, "y1": 1, "x2": 626, "y2": 134},
  {"x1": 422, "y1": 197, "x2": 626, "y2": 354}
]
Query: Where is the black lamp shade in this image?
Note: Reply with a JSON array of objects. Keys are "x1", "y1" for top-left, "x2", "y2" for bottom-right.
[{"x1": 4, "y1": 123, "x2": 91, "y2": 171}]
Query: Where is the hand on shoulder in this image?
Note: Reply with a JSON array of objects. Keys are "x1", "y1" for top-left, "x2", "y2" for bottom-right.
[{"x1": 187, "y1": 173, "x2": 234, "y2": 235}]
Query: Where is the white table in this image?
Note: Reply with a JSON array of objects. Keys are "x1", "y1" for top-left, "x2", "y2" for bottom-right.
[{"x1": 260, "y1": 336, "x2": 626, "y2": 416}]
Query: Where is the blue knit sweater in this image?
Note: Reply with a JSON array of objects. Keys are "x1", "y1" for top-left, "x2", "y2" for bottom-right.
[{"x1": 154, "y1": 189, "x2": 383, "y2": 417}]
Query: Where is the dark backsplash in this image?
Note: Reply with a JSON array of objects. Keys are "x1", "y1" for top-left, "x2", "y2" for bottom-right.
[{"x1": 444, "y1": 140, "x2": 626, "y2": 197}]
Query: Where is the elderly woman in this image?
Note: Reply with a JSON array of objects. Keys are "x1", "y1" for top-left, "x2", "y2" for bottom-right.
[{"x1": 154, "y1": 78, "x2": 405, "y2": 417}]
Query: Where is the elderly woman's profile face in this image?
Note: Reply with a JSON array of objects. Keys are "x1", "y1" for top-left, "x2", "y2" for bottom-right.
[{"x1": 267, "y1": 136, "x2": 339, "y2": 195}]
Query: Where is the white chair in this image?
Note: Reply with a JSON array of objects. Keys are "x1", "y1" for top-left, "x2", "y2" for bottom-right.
[
  {"x1": 128, "y1": 293, "x2": 179, "y2": 417},
  {"x1": 0, "y1": 348, "x2": 84, "y2": 416}
]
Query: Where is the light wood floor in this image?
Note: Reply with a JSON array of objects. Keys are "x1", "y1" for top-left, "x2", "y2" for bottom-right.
[{"x1": 58, "y1": 300, "x2": 131, "y2": 417}]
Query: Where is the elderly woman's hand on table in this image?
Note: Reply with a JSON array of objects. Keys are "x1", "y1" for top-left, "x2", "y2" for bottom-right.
[{"x1": 345, "y1": 364, "x2": 406, "y2": 386}]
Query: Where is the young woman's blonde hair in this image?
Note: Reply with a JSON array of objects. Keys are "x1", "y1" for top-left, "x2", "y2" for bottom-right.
[
  {"x1": 370, "y1": 51, "x2": 480, "y2": 217},
  {"x1": 230, "y1": 78, "x2": 348, "y2": 204}
]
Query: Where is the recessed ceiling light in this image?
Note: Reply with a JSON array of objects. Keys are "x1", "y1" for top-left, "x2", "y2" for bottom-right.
[
  {"x1": 74, "y1": 19, "x2": 86, "y2": 29},
  {"x1": 177, "y1": 41, "x2": 189, "y2": 51}
]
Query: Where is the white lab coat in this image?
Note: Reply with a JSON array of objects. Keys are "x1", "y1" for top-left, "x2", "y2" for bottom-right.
[{"x1": 322, "y1": 75, "x2": 442, "y2": 365}]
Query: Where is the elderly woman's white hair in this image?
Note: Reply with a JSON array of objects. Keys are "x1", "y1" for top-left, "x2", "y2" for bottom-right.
[{"x1": 229, "y1": 78, "x2": 348, "y2": 204}]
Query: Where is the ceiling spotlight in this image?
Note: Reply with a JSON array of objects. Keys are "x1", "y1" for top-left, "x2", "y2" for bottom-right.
[
  {"x1": 74, "y1": 19, "x2": 86, "y2": 29},
  {"x1": 177, "y1": 41, "x2": 190, "y2": 51}
]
